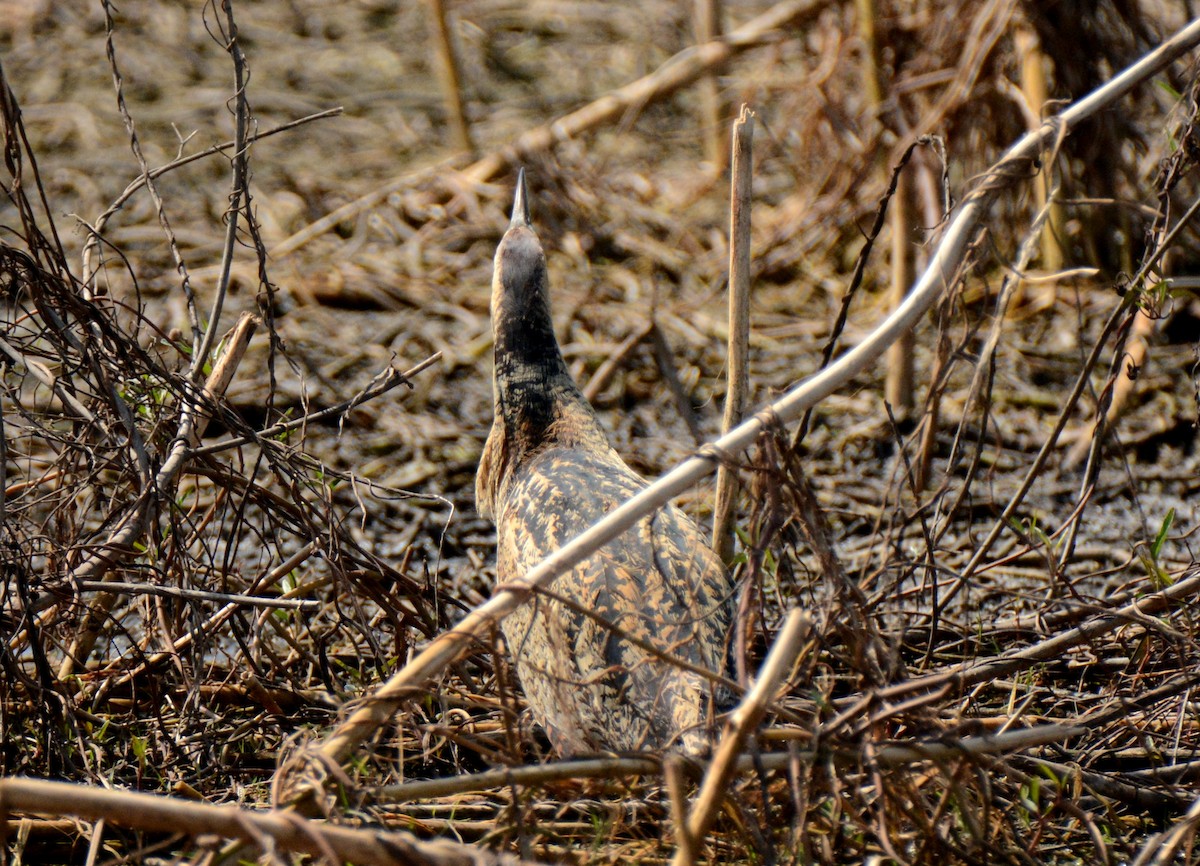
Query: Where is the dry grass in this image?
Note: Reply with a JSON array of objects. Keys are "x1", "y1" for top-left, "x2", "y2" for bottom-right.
[{"x1": 2, "y1": 0, "x2": 1200, "y2": 863}]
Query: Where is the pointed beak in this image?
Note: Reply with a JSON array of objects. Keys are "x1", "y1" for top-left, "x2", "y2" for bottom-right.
[{"x1": 509, "y1": 167, "x2": 531, "y2": 228}]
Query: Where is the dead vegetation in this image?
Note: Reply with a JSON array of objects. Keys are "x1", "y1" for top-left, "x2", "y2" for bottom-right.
[{"x1": 2, "y1": 0, "x2": 1200, "y2": 864}]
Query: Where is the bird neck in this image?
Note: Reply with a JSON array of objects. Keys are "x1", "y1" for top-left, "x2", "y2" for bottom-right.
[{"x1": 491, "y1": 290, "x2": 595, "y2": 448}]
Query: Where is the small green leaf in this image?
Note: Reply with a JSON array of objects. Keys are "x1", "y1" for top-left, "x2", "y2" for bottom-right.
[
  {"x1": 1157, "y1": 79, "x2": 1184, "y2": 101},
  {"x1": 1151, "y1": 508, "x2": 1175, "y2": 561}
]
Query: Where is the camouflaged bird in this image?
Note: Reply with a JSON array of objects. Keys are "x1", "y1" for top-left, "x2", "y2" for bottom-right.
[{"x1": 476, "y1": 169, "x2": 733, "y2": 755}]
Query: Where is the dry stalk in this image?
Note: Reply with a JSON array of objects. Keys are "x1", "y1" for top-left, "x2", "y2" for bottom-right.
[
  {"x1": 73, "y1": 581, "x2": 319, "y2": 611},
  {"x1": 792, "y1": 135, "x2": 934, "y2": 447},
  {"x1": 424, "y1": 0, "x2": 473, "y2": 154},
  {"x1": 885, "y1": 165, "x2": 916, "y2": 419},
  {"x1": 1015, "y1": 27, "x2": 1065, "y2": 279},
  {"x1": 859, "y1": 0, "x2": 917, "y2": 420},
  {"x1": 712, "y1": 105, "x2": 754, "y2": 565},
  {"x1": 672, "y1": 608, "x2": 811, "y2": 866},
  {"x1": 281, "y1": 22, "x2": 1200, "y2": 803},
  {"x1": 581, "y1": 323, "x2": 654, "y2": 403},
  {"x1": 649, "y1": 322, "x2": 707, "y2": 445},
  {"x1": 854, "y1": 0, "x2": 882, "y2": 108},
  {"x1": 693, "y1": 0, "x2": 726, "y2": 173},
  {"x1": 0, "y1": 777, "x2": 538, "y2": 866},
  {"x1": 664, "y1": 756, "x2": 696, "y2": 865}
]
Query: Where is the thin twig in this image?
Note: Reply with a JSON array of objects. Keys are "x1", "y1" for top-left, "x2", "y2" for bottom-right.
[
  {"x1": 73, "y1": 581, "x2": 319, "y2": 611},
  {"x1": 79, "y1": 107, "x2": 342, "y2": 284},
  {"x1": 192, "y1": 0, "x2": 251, "y2": 381},
  {"x1": 581, "y1": 323, "x2": 654, "y2": 403}
]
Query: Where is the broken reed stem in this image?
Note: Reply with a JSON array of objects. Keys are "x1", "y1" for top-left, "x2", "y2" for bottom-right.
[
  {"x1": 694, "y1": 0, "x2": 725, "y2": 172},
  {"x1": 0, "y1": 778, "x2": 534, "y2": 866},
  {"x1": 712, "y1": 105, "x2": 754, "y2": 565},
  {"x1": 671, "y1": 609, "x2": 810, "y2": 866},
  {"x1": 189, "y1": 311, "x2": 258, "y2": 445},
  {"x1": 665, "y1": 756, "x2": 697, "y2": 866},
  {"x1": 885, "y1": 163, "x2": 916, "y2": 419},
  {"x1": 286, "y1": 19, "x2": 1200, "y2": 799},
  {"x1": 425, "y1": 0, "x2": 473, "y2": 154}
]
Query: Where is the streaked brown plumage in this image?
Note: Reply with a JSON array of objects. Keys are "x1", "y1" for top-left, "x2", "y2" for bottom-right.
[{"x1": 476, "y1": 169, "x2": 732, "y2": 755}]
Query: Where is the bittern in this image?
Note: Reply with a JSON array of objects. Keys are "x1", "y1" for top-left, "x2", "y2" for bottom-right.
[{"x1": 476, "y1": 169, "x2": 732, "y2": 755}]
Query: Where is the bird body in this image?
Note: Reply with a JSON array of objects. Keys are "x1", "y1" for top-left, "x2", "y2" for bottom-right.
[{"x1": 477, "y1": 170, "x2": 732, "y2": 755}]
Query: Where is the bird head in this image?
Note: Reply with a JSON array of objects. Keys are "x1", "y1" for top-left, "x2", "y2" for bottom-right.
[{"x1": 492, "y1": 167, "x2": 549, "y2": 321}]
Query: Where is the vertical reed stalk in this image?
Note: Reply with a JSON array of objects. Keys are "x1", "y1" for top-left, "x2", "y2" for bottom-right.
[
  {"x1": 425, "y1": 0, "x2": 473, "y2": 154},
  {"x1": 694, "y1": 0, "x2": 726, "y2": 173},
  {"x1": 886, "y1": 166, "x2": 916, "y2": 418},
  {"x1": 1017, "y1": 28, "x2": 1064, "y2": 282},
  {"x1": 712, "y1": 105, "x2": 754, "y2": 565}
]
